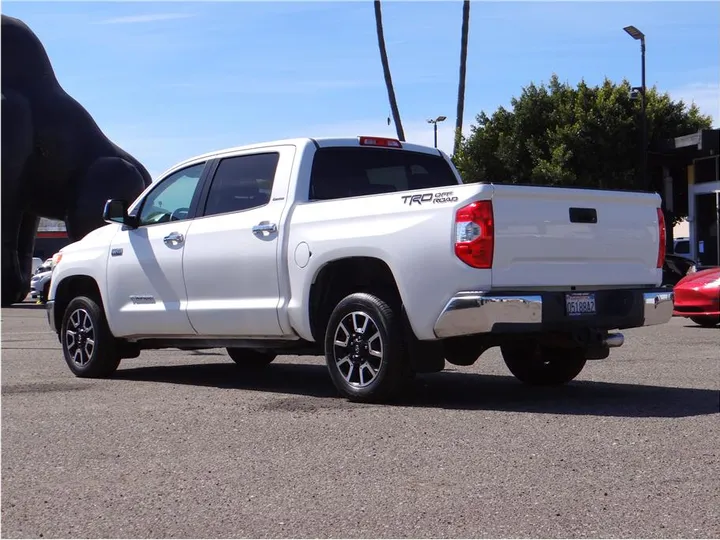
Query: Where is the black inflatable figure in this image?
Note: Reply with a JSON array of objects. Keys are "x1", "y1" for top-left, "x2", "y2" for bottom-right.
[{"x1": 1, "y1": 15, "x2": 152, "y2": 305}]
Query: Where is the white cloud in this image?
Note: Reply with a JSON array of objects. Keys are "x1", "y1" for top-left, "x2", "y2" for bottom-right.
[
  {"x1": 94, "y1": 13, "x2": 195, "y2": 25},
  {"x1": 668, "y1": 82, "x2": 720, "y2": 127}
]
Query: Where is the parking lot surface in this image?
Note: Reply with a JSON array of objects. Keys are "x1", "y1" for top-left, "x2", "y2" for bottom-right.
[{"x1": 1, "y1": 304, "x2": 719, "y2": 538}]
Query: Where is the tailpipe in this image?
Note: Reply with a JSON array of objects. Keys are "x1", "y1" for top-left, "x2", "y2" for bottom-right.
[{"x1": 602, "y1": 332, "x2": 624, "y2": 349}]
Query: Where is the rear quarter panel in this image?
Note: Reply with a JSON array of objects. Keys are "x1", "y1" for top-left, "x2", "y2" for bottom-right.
[{"x1": 285, "y1": 183, "x2": 493, "y2": 341}]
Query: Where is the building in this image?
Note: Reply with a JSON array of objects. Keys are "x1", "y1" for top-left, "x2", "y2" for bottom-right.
[{"x1": 655, "y1": 128, "x2": 720, "y2": 267}]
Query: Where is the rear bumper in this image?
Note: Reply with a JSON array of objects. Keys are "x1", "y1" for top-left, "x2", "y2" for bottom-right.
[{"x1": 433, "y1": 288, "x2": 674, "y2": 338}]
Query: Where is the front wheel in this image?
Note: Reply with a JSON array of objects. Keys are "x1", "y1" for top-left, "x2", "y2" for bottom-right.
[
  {"x1": 61, "y1": 296, "x2": 121, "y2": 378},
  {"x1": 501, "y1": 341, "x2": 587, "y2": 386},
  {"x1": 690, "y1": 316, "x2": 720, "y2": 328},
  {"x1": 324, "y1": 292, "x2": 412, "y2": 403},
  {"x1": 226, "y1": 348, "x2": 276, "y2": 368}
]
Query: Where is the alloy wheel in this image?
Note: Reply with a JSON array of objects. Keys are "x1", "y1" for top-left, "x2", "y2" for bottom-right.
[
  {"x1": 65, "y1": 308, "x2": 96, "y2": 368},
  {"x1": 332, "y1": 311, "x2": 384, "y2": 388}
]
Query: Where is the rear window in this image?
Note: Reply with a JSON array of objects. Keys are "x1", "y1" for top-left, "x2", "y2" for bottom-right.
[{"x1": 308, "y1": 147, "x2": 458, "y2": 201}]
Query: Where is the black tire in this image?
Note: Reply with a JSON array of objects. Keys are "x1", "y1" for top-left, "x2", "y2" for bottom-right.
[
  {"x1": 41, "y1": 281, "x2": 50, "y2": 304},
  {"x1": 60, "y1": 296, "x2": 121, "y2": 378},
  {"x1": 226, "y1": 348, "x2": 276, "y2": 368},
  {"x1": 690, "y1": 316, "x2": 720, "y2": 328},
  {"x1": 501, "y1": 340, "x2": 587, "y2": 386},
  {"x1": 324, "y1": 292, "x2": 412, "y2": 403}
]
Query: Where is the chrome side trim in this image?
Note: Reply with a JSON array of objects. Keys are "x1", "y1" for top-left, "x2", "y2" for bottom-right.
[
  {"x1": 642, "y1": 290, "x2": 674, "y2": 326},
  {"x1": 46, "y1": 300, "x2": 57, "y2": 333},
  {"x1": 434, "y1": 292, "x2": 543, "y2": 338}
]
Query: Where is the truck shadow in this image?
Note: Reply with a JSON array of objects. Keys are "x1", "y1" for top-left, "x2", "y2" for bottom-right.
[{"x1": 111, "y1": 362, "x2": 720, "y2": 419}]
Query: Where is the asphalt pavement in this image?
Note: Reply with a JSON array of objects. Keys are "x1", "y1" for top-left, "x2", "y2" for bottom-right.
[{"x1": 1, "y1": 302, "x2": 719, "y2": 538}]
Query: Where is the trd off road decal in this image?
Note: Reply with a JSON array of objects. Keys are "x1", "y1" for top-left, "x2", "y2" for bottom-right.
[{"x1": 401, "y1": 191, "x2": 459, "y2": 206}]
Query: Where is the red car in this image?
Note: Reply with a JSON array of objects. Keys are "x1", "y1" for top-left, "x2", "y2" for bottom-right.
[{"x1": 673, "y1": 267, "x2": 720, "y2": 327}]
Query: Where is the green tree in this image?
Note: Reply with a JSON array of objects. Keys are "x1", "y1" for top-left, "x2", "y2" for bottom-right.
[{"x1": 454, "y1": 75, "x2": 712, "y2": 197}]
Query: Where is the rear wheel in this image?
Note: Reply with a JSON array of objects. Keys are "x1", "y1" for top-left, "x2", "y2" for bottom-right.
[
  {"x1": 226, "y1": 348, "x2": 276, "y2": 368},
  {"x1": 61, "y1": 296, "x2": 121, "y2": 378},
  {"x1": 689, "y1": 316, "x2": 720, "y2": 328},
  {"x1": 324, "y1": 292, "x2": 412, "y2": 403},
  {"x1": 501, "y1": 340, "x2": 587, "y2": 386}
]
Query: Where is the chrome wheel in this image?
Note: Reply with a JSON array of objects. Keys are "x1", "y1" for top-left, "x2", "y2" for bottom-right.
[
  {"x1": 333, "y1": 311, "x2": 383, "y2": 388},
  {"x1": 65, "y1": 308, "x2": 95, "y2": 368}
]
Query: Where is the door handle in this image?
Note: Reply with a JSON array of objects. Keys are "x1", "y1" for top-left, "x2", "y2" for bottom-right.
[
  {"x1": 252, "y1": 222, "x2": 277, "y2": 235},
  {"x1": 163, "y1": 232, "x2": 185, "y2": 245}
]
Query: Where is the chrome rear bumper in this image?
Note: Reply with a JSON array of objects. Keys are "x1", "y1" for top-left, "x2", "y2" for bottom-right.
[
  {"x1": 433, "y1": 289, "x2": 674, "y2": 338},
  {"x1": 642, "y1": 290, "x2": 675, "y2": 326},
  {"x1": 434, "y1": 293, "x2": 542, "y2": 338}
]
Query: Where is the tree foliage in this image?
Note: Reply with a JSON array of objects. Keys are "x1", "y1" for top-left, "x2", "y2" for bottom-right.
[{"x1": 454, "y1": 75, "x2": 713, "y2": 192}]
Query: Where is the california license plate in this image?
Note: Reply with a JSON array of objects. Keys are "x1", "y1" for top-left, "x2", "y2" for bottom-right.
[{"x1": 565, "y1": 292, "x2": 597, "y2": 316}]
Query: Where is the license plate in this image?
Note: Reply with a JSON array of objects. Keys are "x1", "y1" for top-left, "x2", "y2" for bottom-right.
[{"x1": 565, "y1": 292, "x2": 596, "y2": 316}]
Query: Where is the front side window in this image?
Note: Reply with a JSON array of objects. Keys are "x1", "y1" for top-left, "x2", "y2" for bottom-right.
[
  {"x1": 203, "y1": 153, "x2": 280, "y2": 217},
  {"x1": 138, "y1": 163, "x2": 205, "y2": 226}
]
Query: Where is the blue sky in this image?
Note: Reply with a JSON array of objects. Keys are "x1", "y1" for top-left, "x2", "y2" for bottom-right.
[{"x1": 4, "y1": 1, "x2": 719, "y2": 179}]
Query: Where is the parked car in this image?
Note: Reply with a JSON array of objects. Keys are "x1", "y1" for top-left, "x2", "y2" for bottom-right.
[
  {"x1": 31, "y1": 257, "x2": 43, "y2": 275},
  {"x1": 30, "y1": 253, "x2": 62, "y2": 303},
  {"x1": 46, "y1": 136, "x2": 673, "y2": 403},
  {"x1": 30, "y1": 270, "x2": 52, "y2": 301},
  {"x1": 673, "y1": 267, "x2": 720, "y2": 327},
  {"x1": 673, "y1": 237, "x2": 690, "y2": 257}
]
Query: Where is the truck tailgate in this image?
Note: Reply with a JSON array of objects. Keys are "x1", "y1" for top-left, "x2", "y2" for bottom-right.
[{"x1": 490, "y1": 185, "x2": 663, "y2": 288}]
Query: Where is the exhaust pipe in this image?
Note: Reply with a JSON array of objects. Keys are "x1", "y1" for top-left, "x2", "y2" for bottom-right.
[{"x1": 603, "y1": 332, "x2": 624, "y2": 348}]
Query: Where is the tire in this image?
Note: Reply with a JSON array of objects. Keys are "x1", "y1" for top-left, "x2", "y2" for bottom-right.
[
  {"x1": 324, "y1": 292, "x2": 412, "y2": 403},
  {"x1": 41, "y1": 281, "x2": 50, "y2": 304},
  {"x1": 60, "y1": 296, "x2": 121, "y2": 378},
  {"x1": 501, "y1": 340, "x2": 587, "y2": 386},
  {"x1": 226, "y1": 348, "x2": 276, "y2": 368},
  {"x1": 690, "y1": 316, "x2": 720, "y2": 328}
]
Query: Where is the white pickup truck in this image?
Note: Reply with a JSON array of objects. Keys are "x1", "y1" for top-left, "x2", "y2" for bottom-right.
[{"x1": 47, "y1": 136, "x2": 674, "y2": 402}]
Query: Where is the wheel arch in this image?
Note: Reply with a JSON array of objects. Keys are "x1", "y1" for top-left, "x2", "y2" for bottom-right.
[
  {"x1": 52, "y1": 274, "x2": 106, "y2": 334},
  {"x1": 307, "y1": 256, "x2": 405, "y2": 342}
]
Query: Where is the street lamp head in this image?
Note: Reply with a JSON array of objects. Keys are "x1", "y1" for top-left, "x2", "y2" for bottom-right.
[
  {"x1": 436, "y1": 116, "x2": 447, "y2": 122},
  {"x1": 623, "y1": 25, "x2": 645, "y2": 40}
]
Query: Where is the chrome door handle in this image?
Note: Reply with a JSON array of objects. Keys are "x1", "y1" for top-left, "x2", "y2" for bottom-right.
[
  {"x1": 252, "y1": 222, "x2": 277, "y2": 235},
  {"x1": 163, "y1": 232, "x2": 184, "y2": 245}
]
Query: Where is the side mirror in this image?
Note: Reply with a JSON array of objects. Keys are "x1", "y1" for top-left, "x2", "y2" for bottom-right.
[{"x1": 103, "y1": 199, "x2": 137, "y2": 228}]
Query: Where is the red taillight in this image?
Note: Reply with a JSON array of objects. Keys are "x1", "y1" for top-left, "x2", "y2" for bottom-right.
[
  {"x1": 455, "y1": 200, "x2": 494, "y2": 269},
  {"x1": 656, "y1": 208, "x2": 666, "y2": 269},
  {"x1": 358, "y1": 136, "x2": 402, "y2": 148}
]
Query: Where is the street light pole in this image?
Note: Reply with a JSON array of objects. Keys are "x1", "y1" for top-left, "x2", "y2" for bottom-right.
[
  {"x1": 427, "y1": 115, "x2": 447, "y2": 148},
  {"x1": 624, "y1": 25, "x2": 647, "y2": 189}
]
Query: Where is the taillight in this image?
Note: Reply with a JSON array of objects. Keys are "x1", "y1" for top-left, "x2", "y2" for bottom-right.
[
  {"x1": 358, "y1": 136, "x2": 402, "y2": 148},
  {"x1": 656, "y1": 208, "x2": 666, "y2": 269},
  {"x1": 455, "y1": 200, "x2": 494, "y2": 269}
]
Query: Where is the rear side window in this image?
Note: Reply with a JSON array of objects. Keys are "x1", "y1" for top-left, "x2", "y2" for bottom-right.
[
  {"x1": 203, "y1": 153, "x2": 279, "y2": 217},
  {"x1": 309, "y1": 147, "x2": 458, "y2": 201}
]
